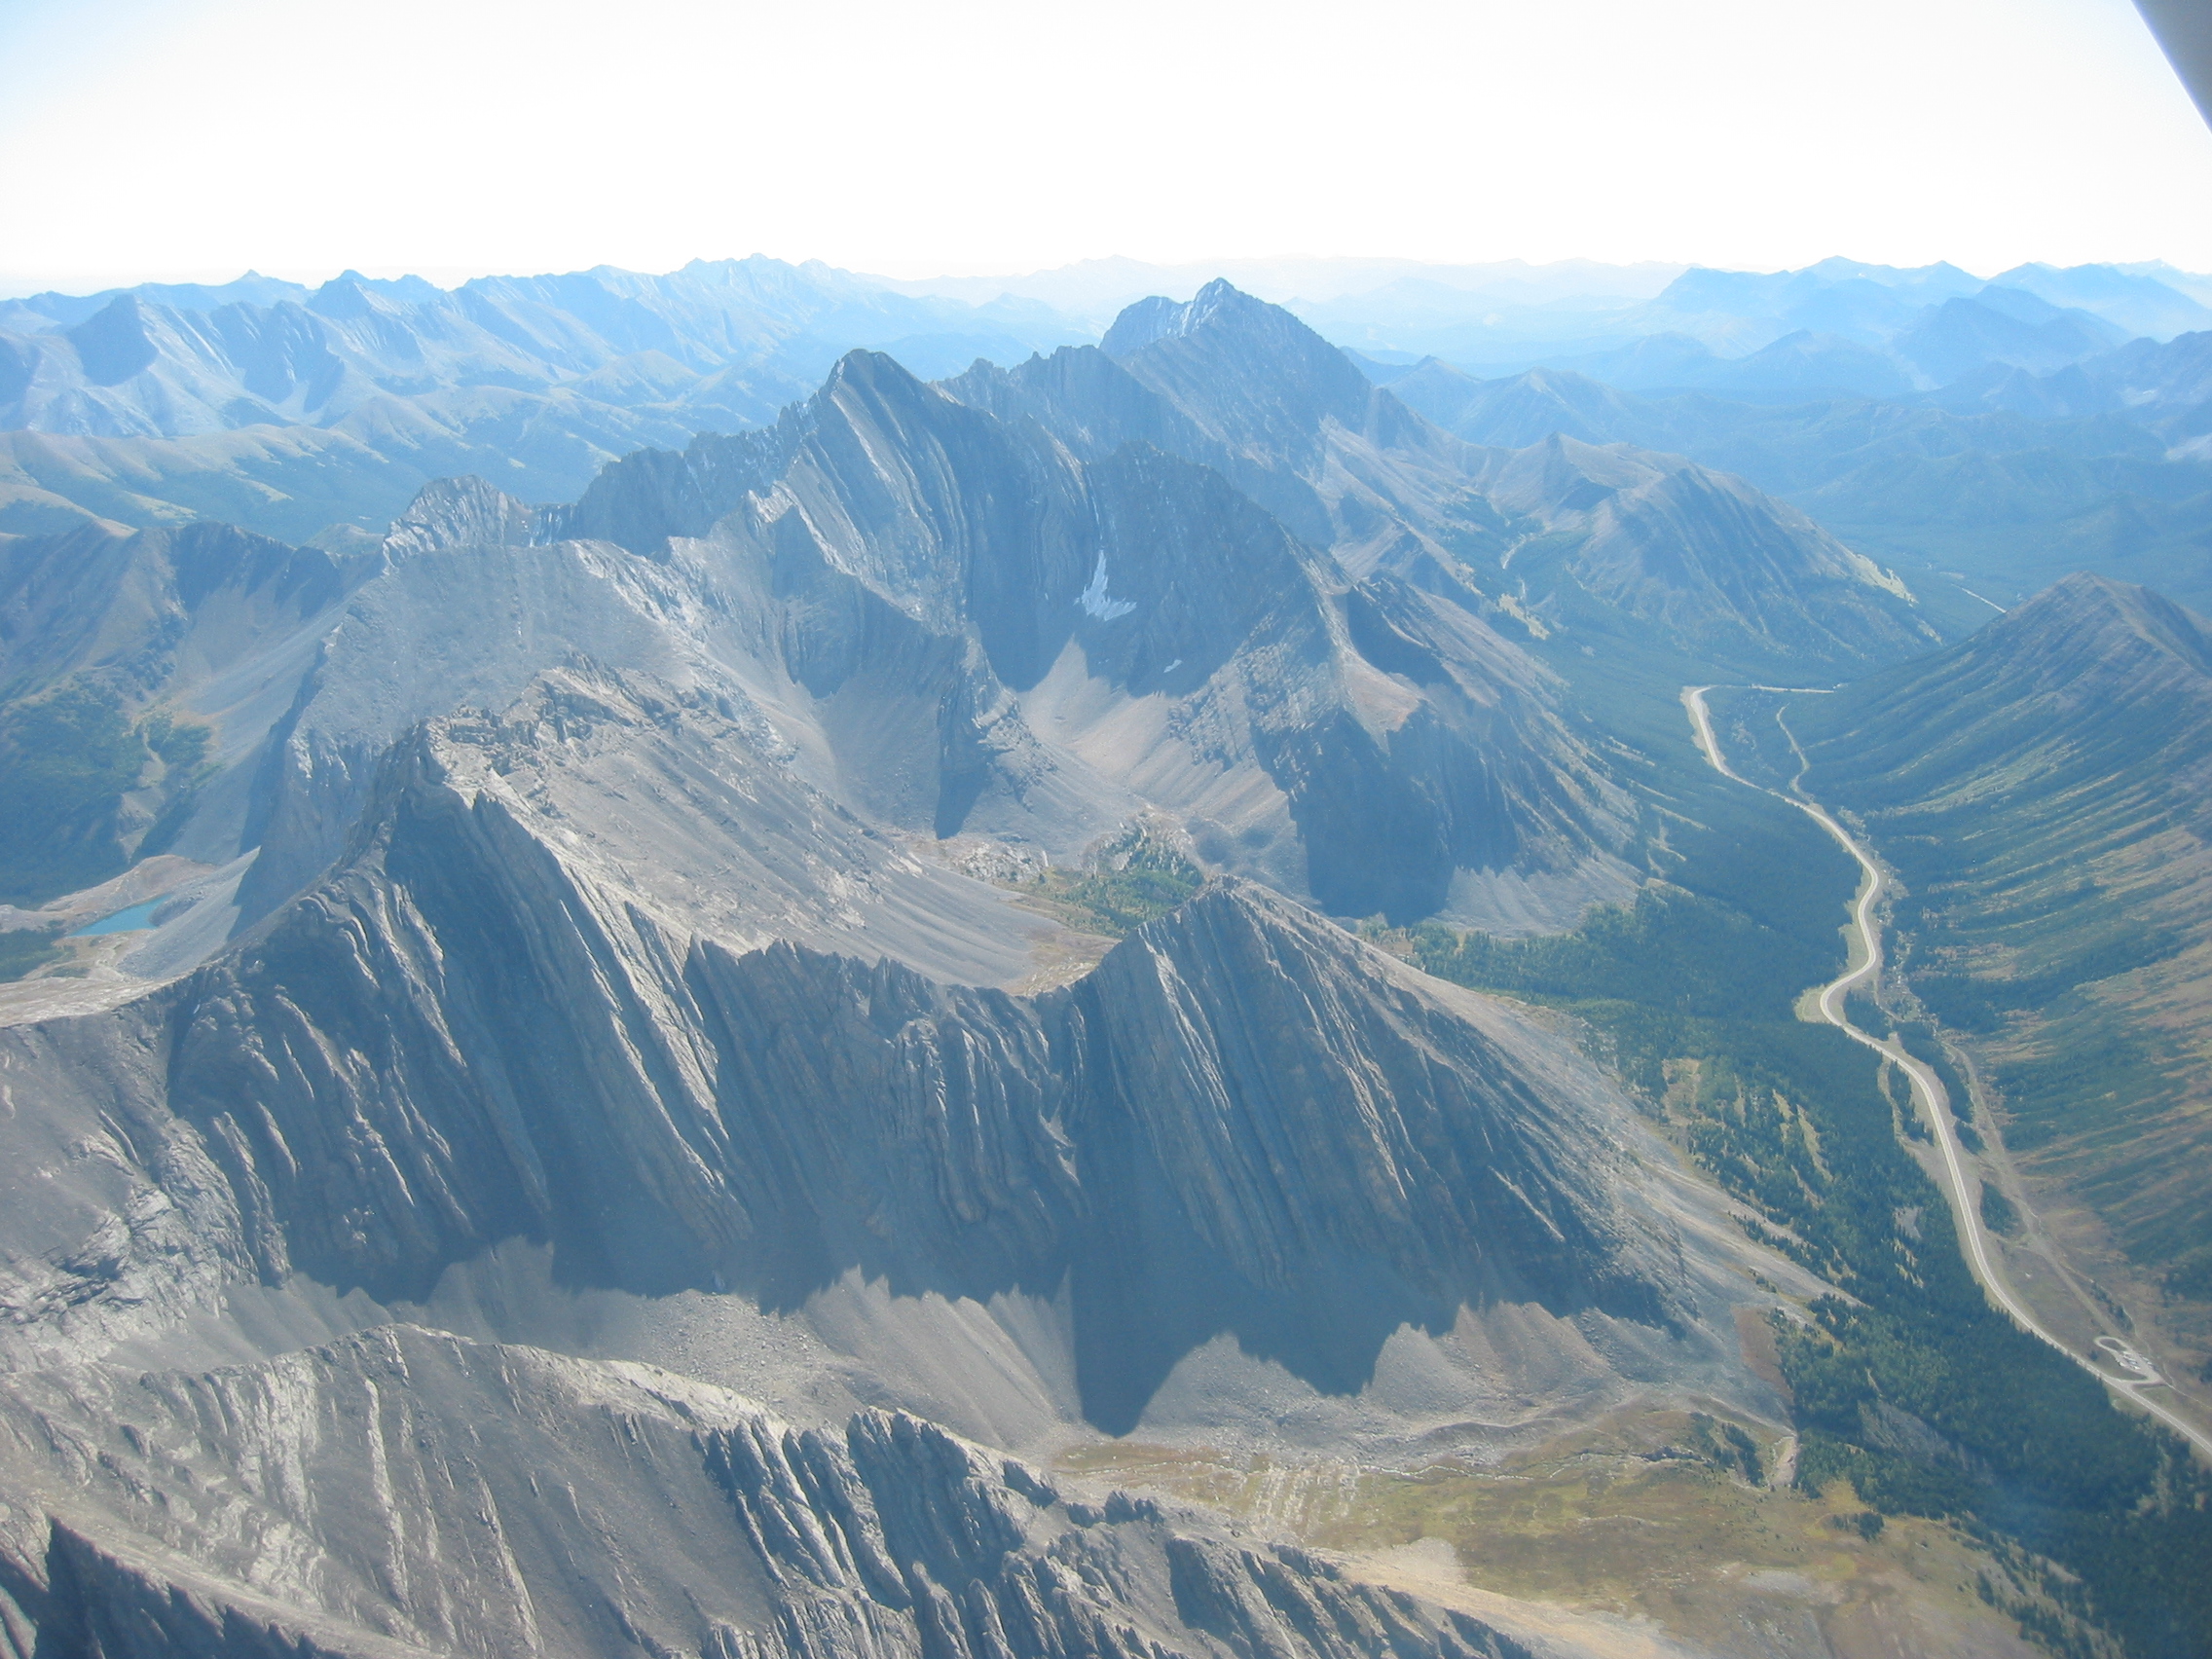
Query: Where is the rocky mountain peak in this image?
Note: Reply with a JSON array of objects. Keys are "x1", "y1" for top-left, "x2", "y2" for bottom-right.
[
  {"x1": 61, "y1": 291, "x2": 157, "y2": 387},
  {"x1": 1097, "y1": 280, "x2": 1378, "y2": 445},
  {"x1": 1099, "y1": 277, "x2": 1280, "y2": 352},
  {"x1": 380, "y1": 473, "x2": 538, "y2": 561},
  {"x1": 1981, "y1": 571, "x2": 2212, "y2": 682},
  {"x1": 306, "y1": 272, "x2": 398, "y2": 320}
]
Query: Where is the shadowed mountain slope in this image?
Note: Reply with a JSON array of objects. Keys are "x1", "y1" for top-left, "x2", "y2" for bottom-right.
[
  {"x1": 18, "y1": 708, "x2": 1677, "y2": 1408},
  {"x1": 0, "y1": 641, "x2": 1791, "y2": 1410},
  {"x1": 0, "y1": 518, "x2": 387, "y2": 904}
]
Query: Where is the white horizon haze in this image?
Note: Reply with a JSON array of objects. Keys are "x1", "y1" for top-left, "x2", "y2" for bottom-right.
[{"x1": 2, "y1": 0, "x2": 2207, "y2": 297}]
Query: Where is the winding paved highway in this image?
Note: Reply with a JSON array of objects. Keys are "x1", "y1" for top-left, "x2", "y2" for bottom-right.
[{"x1": 1682, "y1": 683, "x2": 2212, "y2": 1462}]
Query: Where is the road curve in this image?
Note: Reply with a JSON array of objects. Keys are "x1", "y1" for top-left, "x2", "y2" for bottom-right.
[{"x1": 1682, "y1": 684, "x2": 2212, "y2": 1462}]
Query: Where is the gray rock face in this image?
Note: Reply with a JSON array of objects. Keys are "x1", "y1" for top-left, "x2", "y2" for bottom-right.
[
  {"x1": 1102, "y1": 280, "x2": 1384, "y2": 463},
  {"x1": 541, "y1": 408, "x2": 815, "y2": 559},
  {"x1": 0, "y1": 1325, "x2": 1535, "y2": 1659},
  {"x1": 6, "y1": 695, "x2": 1673, "y2": 1414},
  {"x1": 0, "y1": 660, "x2": 1793, "y2": 1656},
  {"x1": 947, "y1": 287, "x2": 1479, "y2": 573},
  {"x1": 375, "y1": 473, "x2": 539, "y2": 561},
  {"x1": 603, "y1": 347, "x2": 1627, "y2": 919}
]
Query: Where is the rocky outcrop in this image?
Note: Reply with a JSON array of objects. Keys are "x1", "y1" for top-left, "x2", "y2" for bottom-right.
[
  {"x1": 0, "y1": 1326, "x2": 1537, "y2": 1659},
  {"x1": 0, "y1": 665, "x2": 1693, "y2": 1382},
  {"x1": 678, "y1": 348, "x2": 1627, "y2": 915},
  {"x1": 537, "y1": 406, "x2": 816, "y2": 559},
  {"x1": 377, "y1": 473, "x2": 537, "y2": 560},
  {"x1": 5, "y1": 691, "x2": 1668, "y2": 1398}
]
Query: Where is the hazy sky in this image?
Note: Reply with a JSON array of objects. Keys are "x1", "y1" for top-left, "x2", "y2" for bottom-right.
[{"x1": 3, "y1": 0, "x2": 2208, "y2": 293}]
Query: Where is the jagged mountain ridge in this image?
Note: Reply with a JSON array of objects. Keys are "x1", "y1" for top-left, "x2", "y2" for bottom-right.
[
  {"x1": 0, "y1": 329, "x2": 1637, "y2": 932},
  {"x1": 11, "y1": 705, "x2": 1676, "y2": 1410},
  {"x1": 554, "y1": 283, "x2": 1924, "y2": 679},
  {"x1": 2, "y1": 277, "x2": 1948, "y2": 683},
  {"x1": 0, "y1": 1325, "x2": 1539, "y2": 1659},
  {"x1": 945, "y1": 280, "x2": 1483, "y2": 584},
  {"x1": 0, "y1": 282, "x2": 1952, "y2": 946},
  {"x1": 683, "y1": 346, "x2": 1625, "y2": 919},
  {"x1": 0, "y1": 645, "x2": 1787, "y2": 1442},
  {"x1": 0, "y1": 663, "x2": 1798, "y2": 1652}
]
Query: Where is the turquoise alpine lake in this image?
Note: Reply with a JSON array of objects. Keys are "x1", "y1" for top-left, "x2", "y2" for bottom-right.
[{"x1": 69, "y1": 899, "x2": 165, "y2": 937}]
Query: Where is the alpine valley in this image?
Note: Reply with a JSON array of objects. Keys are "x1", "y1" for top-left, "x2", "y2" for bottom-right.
[{"x1": 1, "y1": 263, "x2": 2209, "y2": 1659}]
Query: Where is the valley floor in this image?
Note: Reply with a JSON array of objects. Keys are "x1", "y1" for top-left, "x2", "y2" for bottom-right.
[
  {"x1": 1688, "y1": 682, "x2": 2212, "y2": 1461},
  {"x1": 1062, "y1": 1406, "x2": 2039, "y2": 1659}
]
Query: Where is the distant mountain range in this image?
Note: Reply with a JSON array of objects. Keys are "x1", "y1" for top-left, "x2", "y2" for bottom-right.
[
  {"x1": 4, "y1": 254, "x2": 2205, "y2": 586},
  {"x1": 1379, "y1": 332, "x2": 2212, "y2": 620},
  {"x1": 0, "y1": 257, "x2": 1086, "y2": 436},
  {"x1": 0, "y1": 254, "x2": 2197, "y2": 633},
  {"x1": 892, "y1": 255, "x2": 2212, "y2": 365},
  {"x1": 1312, "y1": 257, "x2": 2212, "y2": 389},
  {"x1": 1341, "y1": 273, "x2": 2155, "y2": 401},
  {"x1": 0, "y1": 259, "x2": 1089, "y2": 534},
  {"x1": 876, "y1": 253, "x2": 1691, "y2": 328}
]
